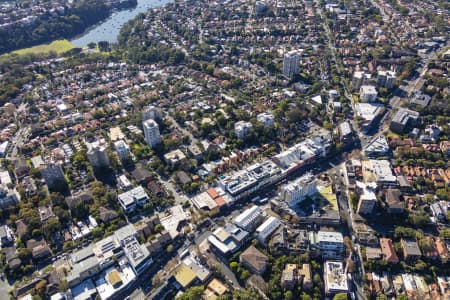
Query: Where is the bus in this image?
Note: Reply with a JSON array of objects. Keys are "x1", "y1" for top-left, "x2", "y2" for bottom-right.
[
  {"x1": 251, "y1": 196, "x2": 261, "y2": 203},
  {"x1": 180, "y1": 249, "x2": 189, "y2": 258}
]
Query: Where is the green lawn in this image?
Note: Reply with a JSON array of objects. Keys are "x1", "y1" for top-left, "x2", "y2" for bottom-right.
[{"x1": 8, "y1": 40, "x2": 74, "y2": 56}]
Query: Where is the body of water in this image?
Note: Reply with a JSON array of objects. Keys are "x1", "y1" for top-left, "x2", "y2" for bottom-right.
[{"x1": 71, "y1": 0, "x2": 171, "y2": 47}]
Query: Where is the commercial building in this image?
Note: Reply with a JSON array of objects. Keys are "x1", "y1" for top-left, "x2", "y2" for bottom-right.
[
  {"x1": 234, "y1": 206, "x2": 264, "y2": 232},
  {"x1": 273, "y1": 133, "x2": 332, "y2": 173},
  {"x1": 71, "y1": 279, "x2": 97, "y2": 300},
  {"x1": 239, "y1": 246, "x2": 268, "y2": 275},
  {"x1": 143, "y1": 119, "x2": 161, "y2": 148},
  {"x1": 191, "y1": 191, "x2": 219, "y2": 211},
  {"x1": 283, "y1": 50, "x2": 301, "y2": 78},
  {"x1": 377, "y1": 70, "x2": 396, "y2": 89},
  {"x1": 363, "y1": 160, "x2": 397, "y2": 187},
  {"x1": 66, "y1": 246, "x2": 101, "y2": 287},
  {"x1": 215, "y1": 133, "x2": 331, "y2": 202},
  {"x1": 390, "y1": 108, "x2": 420, "y2": 134},
  {"x1": 257, "y1": 112, "x2": 275, "y2": 127},
  {"x1": 355, "y1": 103, "x2": 384, "y2": 132},
  {"x1": 208, "y1": 223, "x2": 249, "y2": 256},
  {"x1": 360, "y1": 85, "x2": 378, "y2": 102},
  {"x1": 182, "y1": 255, "x2": 211, "y2": 283},
  {"x1": 95, "y1": 265, "x2": 136, "y2": 300},
  {"x1": 364, "y1": 135, "x2": 390, "y2": 158},
  {"x1": 324, "y1": 261, "x2": 348, "y2": 295},
  {"x1": 310, "y1": 231, "x2": 344, "y2": 259},
  {"x1": 117, "y1": 186, "x2": 149, "y2": 213},
  {"x1": 219, "y1": 160, "x2": 281, "y2": 201},
  {"x1": 86, "y1": 140, "x2": 110, "y2": 168},
  {"x1": 256, "y1": 216, "x2": 281, "y2": 244},
  {"x1": 191, "y1": 188, "x2": 228, "y2": 210},
  {"x1": 234, "y1": 121, "x2": 253, "y2": 140},
  {"x1": 280, "y1": 173, "x2": 317, "y2": 207},
  {"x1": 114, "y1": 140, "x2": 131, "y2": 161}
]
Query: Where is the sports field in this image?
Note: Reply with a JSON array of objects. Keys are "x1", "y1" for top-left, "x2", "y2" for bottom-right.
[{"x1": 9, "y1": 40, "x2": 74, "y2": 56}]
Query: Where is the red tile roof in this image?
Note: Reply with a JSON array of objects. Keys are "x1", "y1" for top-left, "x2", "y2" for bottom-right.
[
  {"x1": 380, "y1": 238, "x2": 399, "y2": 264},
  {"x1": 206, "y1": 188, "x2": 219, "y2": 199}
]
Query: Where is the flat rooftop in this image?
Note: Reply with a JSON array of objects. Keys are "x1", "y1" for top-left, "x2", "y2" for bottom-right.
[
  {"x1": 220, "y1": 160, "x2": 281, "y2": 195},
  {"x1": 318, "y1": 231, "x2": 343, "y2": 243},
  {"x1": 355, "y1": 103, "x2": 384, "y2": 121},
  {"x1": 95, "y1": 265, "x2": 136, "y2": 300},
  {"x1": 122, "y1": 236, "x2": 150, "y2": 269},
  {"x1": 324, "y1": 261, "x2": 348, "y2": 292}
]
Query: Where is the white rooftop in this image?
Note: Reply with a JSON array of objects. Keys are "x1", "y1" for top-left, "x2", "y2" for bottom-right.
[
  {"x1": 318, "y1": 231, "x2": 344, "y2": 243},
  {"x1": 324, "y1": 261, "x2": 348, "y2": 292},
  {"x1": 234, "y1": 206, "x2": 262, "y2": 230}
]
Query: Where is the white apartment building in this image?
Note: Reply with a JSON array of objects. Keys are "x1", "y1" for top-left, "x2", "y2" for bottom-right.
[
  {"x1": 114, "y1": 140, "x2": 131, "y2": 160},
  {"x1": 356, "y1": 181, "x2": 377, "y2": 215},
  {"x1": 324, "y1": 261, "x2": 348, "y2": 295},
  {"x1": 234, "y1": 206, "x2": 264, "y2": 232},
  {"x1": 118, "y1": 186, "x2": 150, "y2": 213},
  {"x1": 280, "y1": 173, "x2": 317, "y2": 207},
  {"x1": 351, "y1": 71, "x2": 370, "y2": 90},
  {"x1": 143, "y1": 119, "x2": 161, "y2": 148},
  {"x1": 377, "y1": 70, "x2": 396, "y2": 89},
  {"x1": 256, "y1": 216, "x2": 281, "y2": 243},
  {"x1": 234, "y1": 121, "x2": 253, "y2": 140},
  {"x1": 360, "y1": 85, "x2": 378, "y2": 102},
  {"x1": 257, "y1": 112, "x2": 275, "y2": 127},
  {"x1": 86, "y1": 140, "x2": 110, "y2": 168},
  {"x1": 283, "y1": 50, "x2": 301, "y2": 78},
  {"x1": 310, "y1": 231, "x2": 344, "y2": 259}
]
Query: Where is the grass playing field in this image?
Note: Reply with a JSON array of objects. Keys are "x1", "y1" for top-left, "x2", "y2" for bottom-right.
[{"x1": 7, "y1": 39, "x2": 74, "y2": 56}]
